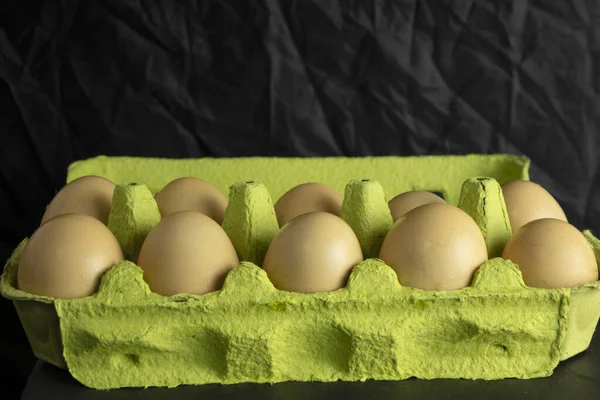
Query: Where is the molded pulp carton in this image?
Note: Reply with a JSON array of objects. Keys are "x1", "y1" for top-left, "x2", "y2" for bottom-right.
[{"x1": 2, "y1": 155, "x2": 600, "y2": 389}]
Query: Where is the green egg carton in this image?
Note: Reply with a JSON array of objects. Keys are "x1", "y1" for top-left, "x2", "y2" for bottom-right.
[{"x1": 2, "y1": 154, "x2": 600, "y2": 389}]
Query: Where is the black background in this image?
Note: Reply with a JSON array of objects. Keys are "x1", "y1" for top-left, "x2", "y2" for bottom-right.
[{"x1": 1, "y1": 0, "x2": 600, "y2": 398}]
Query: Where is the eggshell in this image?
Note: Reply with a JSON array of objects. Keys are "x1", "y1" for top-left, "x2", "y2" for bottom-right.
[
  {"x1": 274, "y1": 183, "x2": 343, "y2": 227},
  {"x1": 502, "y1": 218, "x2": 598, "y2": 288},
  {"x1": 262, "y1": 211, "x2": 363, "y2": 293},
  {"x1": 388, "y1": 191, "x2": 446, "y2": 222},
  {"x1": 18, "y1": 214, "x2": 124, "y2": 299},
  {"x1": 155, "y1": 177, "x2": 228, "y2": 224},
  {"x1": 501, "y1": 180, "x2": 567, "y2": 232},
  {"x1": 41, "y1": 176, "x2": 115, "y2": 225},
  {"x1": 137, "y1": 211, "x2": 240, "y2": 296},
  {"x1": 379, "y1": 203, "x2": 488, "y2": 291}
]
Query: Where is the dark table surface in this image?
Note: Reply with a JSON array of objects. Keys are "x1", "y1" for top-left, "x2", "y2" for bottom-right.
[{"x1": 22, "y1": 329, "x2": 600, "y2": 400}]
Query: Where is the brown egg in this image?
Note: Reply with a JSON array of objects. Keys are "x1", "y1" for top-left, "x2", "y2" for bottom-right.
[
  {"x1": 263, "y1": 212, "x2": 363, "y2": 293},
  {"x1": 137, "y1": 211, "x2": 239, "y2": 296},
  {"x1": 379, "y1": 203, "x2": 488, "y2": 291},
  {"x1": 501, "y1": 180, "x2": 567, "y2": 232},
  {"x1": 502, "y1": 218, "x2": 598, "y2": 288},
  {"x1": 388, "y1": 191, "x2": 446, "y2": 222},
  {"x1": 274, "y1": 182, "x2": 343, "y2": 228},
  {"x1": 41, "y1": 176, "x2": 115, "y2": 225},
  {"x1": 155, "y1": 177, "x2": 228, "y2": 224},
  {"x1": 18, "y1": 214, "x2": 124, "y2": 299}
]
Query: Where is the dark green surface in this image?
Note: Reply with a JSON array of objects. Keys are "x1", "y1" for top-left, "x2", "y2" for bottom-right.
[{"x1": 21, "y1": 329, "x2": 600, "y2": 400}]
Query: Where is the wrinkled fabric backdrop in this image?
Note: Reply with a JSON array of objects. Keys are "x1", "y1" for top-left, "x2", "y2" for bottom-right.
[{"x1": 1, "y1": 0, "x2": 599, "y2": 397}]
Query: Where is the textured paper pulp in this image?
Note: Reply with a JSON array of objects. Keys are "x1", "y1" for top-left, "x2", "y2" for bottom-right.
[
  {"x1": 66, "y1": 154, "x2": 530, "y2": 205},
  {"x1": 2, "y1": 154, "x2": 600, "y2": 389}
]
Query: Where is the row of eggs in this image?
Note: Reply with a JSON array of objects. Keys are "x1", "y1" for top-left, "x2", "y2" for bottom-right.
[{"x1": 16, "y1": 176, "x2": 599, "y2": 299}]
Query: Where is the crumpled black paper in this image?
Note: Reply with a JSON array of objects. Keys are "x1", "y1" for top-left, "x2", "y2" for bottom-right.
[{"x1": 1, "y1": 0, "x2": 600, "y2": 396}]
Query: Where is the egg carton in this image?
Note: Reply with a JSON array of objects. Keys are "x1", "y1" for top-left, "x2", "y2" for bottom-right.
[{"x1": 2, "y1": 154, "x2": 600, "y2": 390}]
